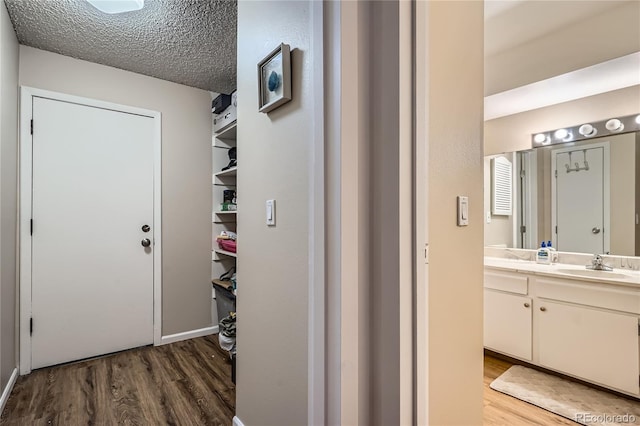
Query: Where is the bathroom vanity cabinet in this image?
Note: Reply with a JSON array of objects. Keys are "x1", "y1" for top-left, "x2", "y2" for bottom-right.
[{"x1": 484, "y1": 267, "x2": 640, "y2": 396}]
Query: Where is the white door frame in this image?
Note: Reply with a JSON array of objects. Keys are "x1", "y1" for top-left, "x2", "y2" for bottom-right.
[
  {"x1": 517, "y1": 150, "x2": 538, "y2": 249},
  {"x1": 19, "y1": 87, "x2": 162, "y2": 374},
  {"x1": 550, "y1": 142, "x2": 610, "y2": 254}
]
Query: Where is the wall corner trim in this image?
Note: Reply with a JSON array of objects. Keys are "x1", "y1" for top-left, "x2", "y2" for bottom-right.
[
  {"x1": 232, "y1": 416, "x2": 245, "y2": 426},
  {"x1": 159, "y1": 325, "x2": 218, "y2": 345},
  {"x1": 0, "y1": 368, "x2": 18, "y2": 413}
]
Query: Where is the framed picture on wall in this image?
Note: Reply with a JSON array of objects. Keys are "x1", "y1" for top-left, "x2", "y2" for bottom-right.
[{"x1": 257, "y1": 43, "x2": 291, "y2": 113}]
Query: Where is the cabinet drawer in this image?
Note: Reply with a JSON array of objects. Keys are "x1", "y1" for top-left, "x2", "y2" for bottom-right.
[
  {"x1": 537, "y1": 277, "x2": 640, "y2": 314},
  {"x1": 484, "y1": 270, "x2": 528, "y2": 295}
]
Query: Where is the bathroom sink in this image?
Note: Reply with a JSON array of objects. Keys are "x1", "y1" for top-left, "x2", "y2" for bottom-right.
[{"x1": 554, "y1": 269, "x2": 630, "y2": 280}]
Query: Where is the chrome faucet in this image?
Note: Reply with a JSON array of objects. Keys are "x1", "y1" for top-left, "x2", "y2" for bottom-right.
[{"x1": 587, "y1": 254, "x2": 613, "y2": 271}]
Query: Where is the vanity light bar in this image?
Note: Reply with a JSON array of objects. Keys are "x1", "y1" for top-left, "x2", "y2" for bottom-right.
[{"x1": 531, "y1": 113, "x2": 640, "y2": 148}]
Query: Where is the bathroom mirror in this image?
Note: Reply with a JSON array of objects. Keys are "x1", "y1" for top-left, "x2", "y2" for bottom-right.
[{"x1": 485, "y1": 131, "x2": 640, "y2": 256}]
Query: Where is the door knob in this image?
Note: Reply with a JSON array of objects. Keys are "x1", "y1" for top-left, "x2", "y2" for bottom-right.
[
  {"x1": 141, "y1": 238, "x2": 151, "y2": 247},
  {"x1": 142, "y1": 225, "x2": 151, "y2": 233},
  {"x1": 540, "y1": 306, "x2": 546, "y2": 312},
  {"x1": 592, "y1": 227, "x2": 601, "y2": 234},
  {"x1": 524, "y1": 303, "x2": 530, "y2": 308}
]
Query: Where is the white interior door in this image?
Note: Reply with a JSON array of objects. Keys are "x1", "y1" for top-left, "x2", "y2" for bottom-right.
[
  {"x1": 554, "y1": 146, "x2": 606, "y2": 253},
  {"x1": 31, "y1": 96, "x2": 155, "y2": 369}
]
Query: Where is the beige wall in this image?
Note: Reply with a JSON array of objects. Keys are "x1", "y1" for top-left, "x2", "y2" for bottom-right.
[
  {"x1": 484, "y1": 155, "x2": 514, "y2": 248},
  {"x1": 485, "y1": 1, "x2": 640, "y2": 95},
  {"x1": 485, "y1": 85, "x2": 640, "y2": 155},
  {"x1": 427, "y1": 1, "x2": 484, "y2": 424},
  {"x1": 235, "y1": 2, "x2": 316, "y2": 425},
  {"x1": 0, "y1": 0, "x2": 19, "y2": 389},
  {"x1": 19, "y1": 46, "x2": 213, "y2": 336}
]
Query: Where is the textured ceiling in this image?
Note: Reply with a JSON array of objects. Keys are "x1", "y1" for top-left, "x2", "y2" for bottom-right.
[{"x1": 4, "y1": 0, "x2": 237, "y2": 93}]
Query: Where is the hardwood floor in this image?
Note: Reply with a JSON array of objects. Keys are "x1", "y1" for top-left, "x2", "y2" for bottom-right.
[
  {"x1": 0, "y1": 335, "x2": 235, "y2": 426},
  {"x1": 0, "y1": 345, "x2": 610, "y2": 425},
  {"x1": 483, "y1": 355, "x2": 576, "y2": 425}
]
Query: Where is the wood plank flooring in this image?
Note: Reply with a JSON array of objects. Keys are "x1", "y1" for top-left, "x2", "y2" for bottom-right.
[
  {"x1": 483, "y1": 355, "x2": 576, "y2": 425},
  {"x1": 0, "y1": 335, "x2": 235, "y2": 426},
  {"x1": 1, "y1": 344, "x2": 618, "y2": 425}
]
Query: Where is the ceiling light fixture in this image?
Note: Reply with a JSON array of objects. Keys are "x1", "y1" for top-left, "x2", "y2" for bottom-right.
[
  {"x1": 554, "y1": 128, "x2": 570, "y2": 140},
  {"x1": 86, "y1": 0, "x2": 144, "y2": 14},
  {"x1": 531, "y1": 113, "x2": 639, "y2": 149},
  {"x1": 605, "y1": 118, "x2": 624, "y2": 132},
  {"x1": 578, "y1": 124, "x2": 597, "y2": 137},
  {"x1": 533, "y1": 133, "x2": 547, "y2": 144}
]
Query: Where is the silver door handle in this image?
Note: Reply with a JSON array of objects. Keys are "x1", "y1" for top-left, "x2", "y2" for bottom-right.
[
  {"x1": 141, "y1": 238, "x2": 151, "y2": 247},
  {"x1": 592, "y1": 227, "x2": 601, "y2": 234}
]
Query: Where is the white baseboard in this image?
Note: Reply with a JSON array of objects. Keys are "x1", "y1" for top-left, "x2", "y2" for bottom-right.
[
  {"x1": 0, "y1": 368, "x2": 18, "y2": 414},
  {"x1": 232, "y1": 416, "x2": 244, "y2": 426},
  {"x1": 160, "y1": 325, "x2": 218, "y2": 345}
]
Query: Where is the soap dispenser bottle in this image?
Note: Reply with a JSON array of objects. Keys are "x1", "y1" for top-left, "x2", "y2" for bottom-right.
[
  {"x1": 546, "y1": 240, "x2": 556, "y2": 263},
  {"x1": 536, "y1": 241, "x2": 550, "y2": 264}
]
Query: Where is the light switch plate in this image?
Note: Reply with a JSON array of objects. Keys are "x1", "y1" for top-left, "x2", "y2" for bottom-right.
[
  {"x1": 457, "y1": 196, "x2": 469, "y2": 226},
  {"x1": 266, "y1": 199, "x2": 276, "y2": 226}
]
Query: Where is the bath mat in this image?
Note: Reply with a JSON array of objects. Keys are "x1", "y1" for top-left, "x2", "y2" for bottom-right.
[{"x1": 489, "y1": 365, "x2": 640, "y2": 426}]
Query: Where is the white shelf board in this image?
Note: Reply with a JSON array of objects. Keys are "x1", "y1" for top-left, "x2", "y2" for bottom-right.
[
  {"x1": 214, "y1": 122, "x2": 237, "y2": 140},
  {"x1": 212, "y1": 137, "x2": 237, "y2": 149},
  {"x1": 213, "y1": 220, "x2": 237, "y2": 225},
  {"x1": 213, "y1": 210, "x2": 237, "y2": 215},
  {"x1": 213, "y1": 249, "x2": 237, "y2": 259},
  {"x1": 213, "y1": 167, "x2": 237, "y2": 179}
]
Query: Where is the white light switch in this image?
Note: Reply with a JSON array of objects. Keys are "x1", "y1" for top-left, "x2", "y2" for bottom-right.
[
  {"x1": 457, "y1": 196, "x2": 469, "y2": 226},
  {"x1": 266, "y1": 199, "x2": 276, "y2": 226}
]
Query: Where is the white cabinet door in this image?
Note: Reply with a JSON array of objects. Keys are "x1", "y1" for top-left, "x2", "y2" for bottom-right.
[
  {"x1": 484, "y1": 289, "x2": 532, "y2": 360},
  {"x1": 538, "y1": 300, "x2": 639, "y2": 395}
]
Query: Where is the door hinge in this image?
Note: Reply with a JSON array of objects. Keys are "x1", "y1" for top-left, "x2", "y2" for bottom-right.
[
  {"x1": 30, "y1": 119, "x2": 33, "y2": 135},
  {"x1": 637, "y1": 323, "x2": 640, "y2": 336},
  {"x1": 555, "y1": 226, "x2": 558, "y2": 234},
  {"x1": 554, "y1": 169, "x2": 558, "y2": 178},
  {"x1": 30, "y1": 318, "x2": 33, "y2": 335},
  {"x1": 30, "y1": 219, "x2": 33, "y2": 236},
  {"x1": 520, "y1": 169, "x2": 525, "y2": 178},
  {"x1": 520, "y1": 225, "x2": 526, "y2": 233}
]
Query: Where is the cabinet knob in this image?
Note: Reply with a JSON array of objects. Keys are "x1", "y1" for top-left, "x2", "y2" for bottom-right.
[
  {"x1": 524, "y1": 303, "x2": 530, "y2": 308},
  {"x1": 540, "y1": 306, "x2": 546, "y2": 312}
]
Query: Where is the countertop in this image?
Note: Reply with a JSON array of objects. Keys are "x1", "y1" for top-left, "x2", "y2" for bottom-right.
[{"x1": 484, "y1": 256, "x2": 640, "y2": 288}]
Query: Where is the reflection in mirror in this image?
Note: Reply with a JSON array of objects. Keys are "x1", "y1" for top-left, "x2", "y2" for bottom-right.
[{"x1": 485, "y1": 131, "x2": 640, "y2": 256}]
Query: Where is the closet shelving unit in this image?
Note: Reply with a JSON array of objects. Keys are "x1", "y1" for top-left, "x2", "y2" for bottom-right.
[{"x1": 211, "y1": 121, "x2": 237, "y2": 276}]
